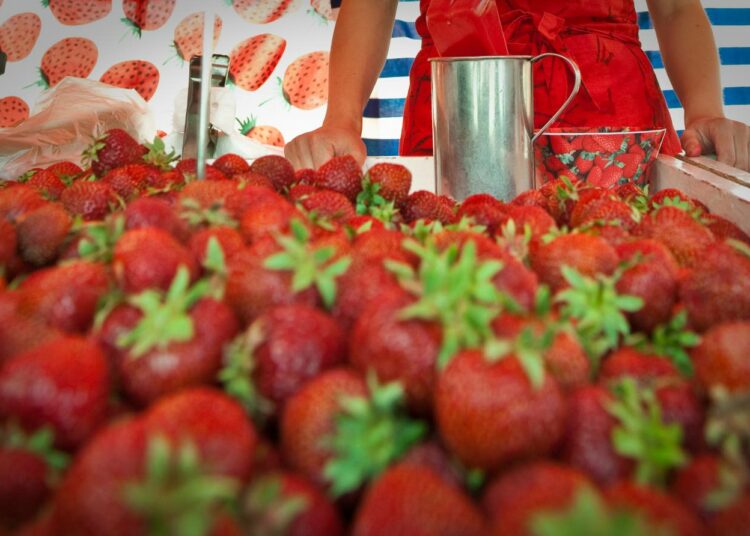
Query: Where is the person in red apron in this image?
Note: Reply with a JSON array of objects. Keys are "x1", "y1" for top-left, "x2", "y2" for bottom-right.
[{"x1": 285, "y1": 0, "x2": 750, "y2": 172}]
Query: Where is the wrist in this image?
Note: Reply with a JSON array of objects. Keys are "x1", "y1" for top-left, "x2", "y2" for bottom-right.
[
  {"x1": 684, "y1": 108, "x2": 725, "y2": 128},
  {"x1": 323, "y1": 110, "x2": 363, "y2": 133}
]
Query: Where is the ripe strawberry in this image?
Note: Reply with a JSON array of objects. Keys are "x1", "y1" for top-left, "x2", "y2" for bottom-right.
[
  {"x1": 99, "y1": 60, "x2": 159, "y2": 101},
  {"x1": 299, "y1": 189, "x2": 355, "y2": 222},
  {"x1": 312, "y1": 155, "x2": 362, "y2": 201},
  {"x1": 229, "y1": 34, "x2": 286, "y2": 91},
  {"x1": 352, "y1": 463, "x2": 487, "y2": 536},
  {"x1": 366, "y1": 163, "x2": 412, "y2": 206},
  {"x1": 702, "y1": 213, "x2": 750, "y2": 243},
  {"x1": 680, "y1": 242, "x2": 750, "y2": 330},
  {"x1": 288, "y1": 183, "x2": 319, "y2": 202},
  {"x1": 402, "y1": 190, "x2": 456, "y2": 224},
  {"x1": 649, "y1": 188, "x2": 707, "y2": 212},
  {"x1": 0, "y1": 13, "x2": 41, "y2": 62},
  {"x1": 709, "y1": 494, "x2": 750, "y2": 536},
  {"x1": 47, "y1": 161, "x2": 83, "y2": 181},
  {"x1": 530, "y1": 232, "x2": 618, "y2": 292},
  {"x1": 599, "y1": 347, "x2": 680, "y2": 383},
  {"x1": 0, "y1": 293, "x2": 59, "y2": 365},
  {"x1": 37, "y1": 37, "x2": 98, "y2": 88},
  {"x1": 189, "y1": 226, "x2": 245, "y2": 265},
  {"x1": 456, "y1": 198, "x2": 509, "y2": 235},
  {"x1": 635, "y1": 205, "x2": 715, "y2": 268},
  {"x1": 283, "y1": 51, "x2": 329, "y2": 110},
  {"x1": 0, "y1": 436, "x2": 54, "y2": 529},
  {"x1": 0, "y1": 96, "x2": 29, "y2": 128},
  {"x1": 0, "y1": 185, "x2": 46, "y2": 223},
  {"x1": 233, "y1": 171, "x2": 275, "y2": 191},
  {"x1": 590, "y1": 164, "x2": 624, "y2": 188},
  {"x1": 173, "y1": 12, "x2": 222, "y2": 62},
  {"x1": 0, "y1": 219, "x2": 16, "y2": 269},
  {"x1": 250, "y1": 154, "x2": 296, "y2": 192},
  {"x1": 691, "y1": 322, "x2": 750, "y2": 393},
  {"x1": 83, "y1": 128, "x2": 147, "y2": 178},
  {"x1": 124, "y1": 197, "x2": 190, "y2": 242},
  {"x1": 121, "y1": 0, "x2": 175, "y2": 35},
  {"x1": 505, "y1": 204, "x2": 557, "y2": 239},
  {"x1": 61, "y1": 180, "x2": 118, "y2": 221},
  {"x1": 550, "y1": 135, "x2": 575, "y2": 155},
  {"x1": 213, "y1": 153, "x2": 251, "y2": 178},
  {"x1": 436, "y1": 349, "x2": 566, "y2": 471},
  {"x1": 0, "y1": 336, "x2": 109, "y2": 449},
  {"x1": 44, "y1": 0, "x2": 112, "y2": 25},
  {"x1": 615, "y1": 153, "x2": 642, "y2": 179},
  {"x1": 16, "y1": 203, "x2": 72, "y2": 266},
  {"x1": 239, "y1": 196, "x2": 300, "y2": 244},
  {"x1": 238, "y1": 116, "x2": 285, "y2": 147},
  {"x1": 574, "y1": 153, "x2": 595, "y2": 174},
  {"x1": 25, "y1": 169, "x2": 66, "y2": 200},
  {"x1": 113, "y1": 227, "x2": 198, "y2": 292},
  {"x1": 671, "y1": 455, "x2": 726, "y2": 520},
  {"x1": 102, "y1": 164, "x2": 156, "y2": 199},
  {"x1": 590, "y1": 133, "x2": 627, "y2": 153},
  {"x1": 242, "y1": 471, "x2": 344, "y2": 536}
]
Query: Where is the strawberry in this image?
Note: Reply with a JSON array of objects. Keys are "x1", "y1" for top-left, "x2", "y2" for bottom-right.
[
  {"x1": 299, "y1": 189, "x2": 356, "y2": 222},
  {"x1": 0, "y1": 96, "x2": 29, "y2": 128},
  {"x1": 702, "y1": 213, "x2": 750, "y2": 244},
  {"x1": 99, "y1": 60, "x2": 160, "y2": 101},
  {"x1": 239, "y1": 196, "x2": 300, "y2": 245},
  {"x1": 679, "y1": 242, "x2": 750, "y2": 330},
  {"x1": 574, "y1": 153, "x2": 595, "y2": 174},
  {"x1": 456, "y1": 199, "x2": 508, "y2": 235},
  {"x1": 16, "y1": 203, "x2": 72, "y2": 266},
  {"x1": 590, "y1": 164, "x2": 624, "y2": 188},
  {"x1": 283, "y1": 51, "x2": 329, "y2": 110},
  {"x1": 615, "y1": 152, "x2": 642, "y2": 179},
  {"x1": 43, "y1": 0, "x2": 111, "y2": 25},
  {"x1": 599, "y1": 347, "x2": 681, "y2": 383},
  {"x1": 0, "y1": 336, "x2": 109, "y2": 449},
  {"x1": 709, "y1": 494, "x2": 750, "y2": 536},
  {"x1": 635, "y1": 205, "x2": 715, "y2": 268},
  {"x1": 179, "y1": 179, "x2": 238, "y2": 211},
  {"x1": 649, "y1": 188, "x2": 707, "y2": 213},
  {"x1": 37, "y1": 37, "x2": 97, "y2": 88},
  {"x1": 220, "y1": 303, "x2": 346, "y2": 419},
  {"x1": 18, "y1": 261, "x2": 109, "y2": 333},
  {"x1": 173, "y1": 12, "x2": 222, "y2": 62},
  {"x1": 175, "y1": 159, "x2": 228, "y2": 181},
  {"x1": 0, "y1": 219, "x2": 16, "y2": 269},
  {"x1": 401, "y1": 190, "x2": 456, "y2": 224},
  {"x1": 242, "y1": 471, "x2": 344, "y2": 536},
  {"x1": 0, "y1": 13, "x2": 41, "y2": 62},
  {"x1": 504, "y1": 204, "x2": 557, "y2": 239},
  {"x1": 574, "y1": 198, "x2": 638, "y2": 234},
  {"x1": 124, "y1": 197, "x2": 189, "y2": 242},
  {"x1": 189, "y1": 226, "x2": 245, "y2": 266},
  {"x1": 102, "y1": 164, "x2": 157, "y2": 199},
  {"x1": 238, "y1": 116, "x2": 285, "y2": 147},
  {"x1": 365, "y1": 163, "x2": 412, "y2": 206},
  {"x1": 213, "y1": 154, "x2": 251, "y2": 178},
  {"x1": 0, "y1": 185, "x2": 46, "y2": 223},
  {"x1": 691, "y1": 322, "x2": 750, "y2": 393},
  {"x1": 250, "y1": 154, "x2": 296, "y2": 192},
  {"x1": 121, "y1": 0, "x2": 175, "y2": 35},
  {"x1": 0, "y1": 293, "x2": 59, "y2": 365},
  {"x1": 113, "y1": 227, "x2": 198, "y2": 293},
  {"x1": 436, "y1": 348, "x2": 565, "y2": 471},
  {"x1": 231, "y1": 0, "x2": 300, "y2": 23},
  {"x1": 671, "y1": 455, "x2": 737, "y2": 520},
  {"x1": 312, "y1": 155, "x2": 363, "y2": 201},
  {"x1": 591, "y1": 133, "x2": 627, "y2": 153},
  {"x1": 60, "y1": 180, "x2": 118, "y2": 221},
  {"x1": 25, "y1": 170, "x2": 66, "y2": 200},
  {"x1": 234, "y1": 170, "x2": 276, "y2": 190},
  {"x1": 229, "y1": 34, "x2": 286, "y2": 91},
  {"x1": 550, "y1": 135, "x2": 575, "y2": 155},
  {"x1": 352, "y1": 463, "x2": 487, "y2": 536},
  {"x1": 83, "y1": 128, "x2": 147, "y2": 178}
]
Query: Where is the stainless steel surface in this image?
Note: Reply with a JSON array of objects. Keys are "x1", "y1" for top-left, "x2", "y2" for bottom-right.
[
  {"x1": 182, "y1": 54, "x2": 229, "y2": 163},
  {"x1": 431, "y1": 54, "x2": 581, "y2": 201},
  {"x1": 0, "y1": 50, "x2": 6, "y2": 76}
]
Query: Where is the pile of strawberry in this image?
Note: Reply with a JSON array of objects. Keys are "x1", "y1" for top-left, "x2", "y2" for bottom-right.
[{"x1": 1, "y1": 127, "x2": 750, "y2": 536}]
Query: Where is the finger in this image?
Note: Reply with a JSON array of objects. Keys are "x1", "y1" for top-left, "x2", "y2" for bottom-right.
[
  {"x1": 311, "y1": 139, "x2": 336, "y2": 169},
  {"x1": 733, "y1": 123, "x2": 749, "y2": 171},
  {"x1": 350, "y1": 139, "x2": 368, "y2": 167},
  {"x1": 712, "y1": 122, "x2": 737, "y2": 167},
  {"x1": 680, "y1": 129, "x2": 705, "y2": 157},
  {"x1": 285, "y1": 138, "x2": 315, "y2": 170}
]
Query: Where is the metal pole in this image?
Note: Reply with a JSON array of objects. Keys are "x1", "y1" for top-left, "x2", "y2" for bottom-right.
[{"x1": 196, "y1": 11, "x2": 213, "y2": 180}]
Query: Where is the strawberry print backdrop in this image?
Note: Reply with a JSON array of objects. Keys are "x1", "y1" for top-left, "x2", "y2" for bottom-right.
[{"x1": 0, "y1": 0, "x2": 748, "y2": 156}]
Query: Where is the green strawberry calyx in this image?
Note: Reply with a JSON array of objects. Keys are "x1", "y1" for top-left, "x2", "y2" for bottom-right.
[
  {"x1": 263, "y1": 218, "x2": 352, "y2": 309},
  {"x1": 1, "y1": 423, "x2": 70, "y2": 484},
  {"x1": 356, "y1": 177, "x2": 398, "y2": 225},
  {"x1": 242, "y1": 474, "x2": 309, "y2": 534},
  {"x1": 606, "y1": 378, "x2": 688, "y2": 488},
  {"x1": 496, "y1": 219, "x2": 533, "y2": 264},
  {"x1": 321, "y1": 373, "x2": 427, "y2": 497},
  {"x1": 143, "y1": 136, "x2": 178, "y2": 171},
  {"x1": 124, "y1": 436, "x2": 239, "y2": 536},
  {"x1": 179, "y1": 197, "x2": 238, "y2": 229},
  {"x1": 81, "y1": 132, "x2": 108, "y2": 168},
  {"x1": 116, "y1": 266, "x2": 209, "y2": 357},
  {"x1": 484, "y1": 325, "x2": 553, "y2": 390},
  {"x1": 76, "y1": 214, "x2": 126, "y2": 263},
  {"x1": 201, "y1": 236, "x2": 229, "y2": 300},
  {"x1": 626, "y1": 311, "x2": 701, "y2": 377}
]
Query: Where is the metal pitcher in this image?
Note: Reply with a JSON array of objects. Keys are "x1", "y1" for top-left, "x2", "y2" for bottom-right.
[{"x1": 431, "y1": 54, "x2": 581, "y2": 201}]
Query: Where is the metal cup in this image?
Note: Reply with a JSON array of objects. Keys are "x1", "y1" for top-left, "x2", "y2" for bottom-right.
[{"x1": 431, "y1": 54, "x2": 581, "y2": 201}]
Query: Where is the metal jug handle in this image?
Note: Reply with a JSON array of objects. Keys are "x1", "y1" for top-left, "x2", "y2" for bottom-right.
[{"x1": 530, "y1": 53, "x2": 581, "y2": 143}]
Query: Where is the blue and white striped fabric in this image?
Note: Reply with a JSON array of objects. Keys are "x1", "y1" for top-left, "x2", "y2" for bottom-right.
[{"x1": 363, "y1": 0, "x2": 750, "y2": 156}]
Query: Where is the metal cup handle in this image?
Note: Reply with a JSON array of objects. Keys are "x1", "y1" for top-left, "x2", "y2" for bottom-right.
[{"x1": 530, "y1": 52, "x2": 582, "y2": 143}]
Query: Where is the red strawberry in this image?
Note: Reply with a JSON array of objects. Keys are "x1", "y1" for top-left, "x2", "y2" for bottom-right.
[
  {"x1": 313, "y1": 155, "x2": 363, "y2": 201},
  {"x1": 232, "y1": 0, "x2": 300, "y2": 24},
  {"x1": 589, "y1": 164, "x2": 624, "y2": 188},
  {"x1": 0, "y1": 292, "x2": 59, "y2": 365},
  {"x1": 99, "y1": 60, "x2": 159, "y2": 101},
  {"x1": 0, "y1": 219, "x2": 16, "y2": 269},
  {"x1": 124, "y1": 197, "x2": 190, "y2": 242},
  {"x1": 574, "y1": 153, "x2": 595, "y2": 174},
  {"x1": 250, "y1": 154, "x2": 296, "y2": 192},
  {"x1": 44, "y1": 0, "x2": 112, "y2": 25},
  {"x1": 25, "y1": 170, "x2": 66, "y2": 200},
  {"x1": 234, "y1": 170, "x2": 275, "y2": 190},
  {"x1": 238, "y1": 196, "x2": 300, "y2": 244},
  {"x1": 352, "y1": 463, "x2": 487, "y2": 536},
  {"x1": 242, "y1": 471, "x2": 344, "y2": 536},
  {"x1": 0, "y1": 436, "x2": 54, "y2": 529},
  {"x1": 366, "y1": 163, "x2": 412, "y2": 206},
  {"x1": 599, "y1": 347, "x2": 681, "y2": 383},
  {"x1": 435, "y1": 349, "x2": 566, "y2": 471},
  {"x1": 680, "y1": 242, "x2": 750, "y2": 330},
  {"x1": 83, "y1": 128, "x2": 147, "y2": 178},
  {"x1": 0, "y1": 13, "x2": 41, "y2": 62},
  {"x1": 283, "y1": 51, "x2": 329, "y2": 110},
  {"x1": 456, "y1": 198, "x2": 509, "y2": 235},
  {"x1": 189, "y1": 226, "x2": 245, "y2": 265},
  {"x1": 635, "y1": 206, "x2": 715, "y2": 268},
  {"x1": 691, "y1": 322, "x2": 750, "y2": 393},
  {"x1": 173, "y1": 12, "x2": 222, "y2": 62},
  {"x1": 61, "y1": 180, "x2": 118, "y2": 221},
  {"x1": 649, "y1": 188, "x2": 707, "y2": 212},
  {"x1": 550, "y1": 135, "x2": 575, "y2": 155},
  {"x1": 47, "y1": 161, "x2": 83, "y2": 181},
  {"x1": 213, "y1": 153, "x2": 251, "y2": 178},
  {"x1": 591, "y1": 133, "x2": 627, "y2": 153},
  {"x1": 38, "y1": 37, "x2": 97, "y2": 88},
  {"x1": 615, "y1": 153, "x2": 642, "y2": 179},
  {"x1": 121, "y1": 0, "x2": 175, "y2": 35},
  {"x1": 702, "y1": 213, "x2": 750, "y2": 243},
  {"x1": 229, "y1": 34, "x2": 286, "y2": 91},
  {"x1": 288, "y1": 183, "x2": 320, "y2": 202},
  {"x1": 238, "y1": 117, "x2": 285, "y2": 147},
  {"x1": 0, "y1": 96, "x2": 29, "y2": 128},
  {"x1": 113, "y1": 228, "x2": 198, "y2": 293},
  {"x1": 0, "y1": 336, "x2": 109, "y2": 449},
  {"x1": 179, "y1": 179, "x2": 237, "y2": 210},
  {"x1": 505, "y1": 204, "x2": 557, "y2": 239},
  {"x1": 0, "y1": 184, "x2": 46, "y2": 223},
  {"x1": 402, "y1": 190, "x2": 456, "y2": 224},
  {"x1": 709, "y1": 494, "x2": 750, "y2": 536},
  {"x1": 671, "y1": 455, "x2": 730, "y2": 520},
  {"x1": 102, "y1": 164, "x2": 157, "y2": 199},
  {"x1": 16, "y1": 203, "x2": 72, "y2": 266},
  {"x1": 299, "y1": 190, "x2": 356, "y2": 222}
]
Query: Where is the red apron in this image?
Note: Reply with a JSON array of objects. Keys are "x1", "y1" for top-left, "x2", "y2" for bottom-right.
[{"x1": 400, "y1": 0, "x2": 682, "y2": 156}]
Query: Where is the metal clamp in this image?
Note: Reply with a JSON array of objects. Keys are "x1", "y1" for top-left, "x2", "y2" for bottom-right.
[{"x1": 182, "y1": 54, "x2": 230, "y2": 161}]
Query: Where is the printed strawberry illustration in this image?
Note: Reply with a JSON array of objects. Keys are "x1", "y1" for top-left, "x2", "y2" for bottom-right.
[
  {"x1": 99, "y1": 60, "x2": 160, "y2": 101},
  {"x1": 172, "y1": 12, "x2": 222, "y2": 63},
  {"x1": 310, "y1": 0, "x2": 339, "y2": 21},
  {"x1": 231, "y1": 0, "x2": 302, "y2": 24},
  {"x1": 0, "y1": 96, "x2": 29, "y2": 128},
  {"x1": 42, "y1": 0, "x2": 111, "y2": 26},
  {"x1": 121, "y1": 0, "x2": 175, "y2": 37},
  {"x1": 238, "y1": 117, "x2": 285, "y2": 147},
  {"x1": 229, "y1": 34, "x2": 286, "y2": 92},
  {"x1": 283, "y1": 51, "x2": 329, "y2": 110},
  {"x1": 0, "y1": 13, "x2": 41, "y2": 62},
  {"x1": 37, "y1": 37, "x2": 98, "y2": 88}
]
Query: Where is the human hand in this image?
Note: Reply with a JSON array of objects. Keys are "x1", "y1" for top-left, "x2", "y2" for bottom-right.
[
  {"x1": 681, "y1": 116, "x2": 750, "y2": 171},
  {"x1": 284, "y1": 125, "x2": 367, "y2": 170}
]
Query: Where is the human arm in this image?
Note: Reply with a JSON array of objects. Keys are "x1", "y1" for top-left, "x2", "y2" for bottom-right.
[
  {"x1": 647, "y1": 0, "x2": 749, "y2": 171},
  {"x1": 284, "y1": 0, "x2": 400, "y2": 169}
]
